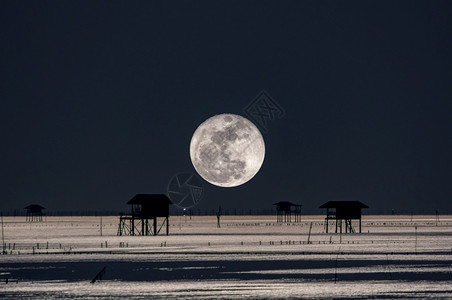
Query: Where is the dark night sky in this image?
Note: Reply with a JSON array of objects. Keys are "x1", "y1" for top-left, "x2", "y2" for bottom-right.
[{"x1": 1, "y1": 1, "x2": 451, "y2": 214}]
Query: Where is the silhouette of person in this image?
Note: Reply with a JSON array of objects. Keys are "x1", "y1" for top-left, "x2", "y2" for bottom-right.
[{"x1": 217, "y1": 213, "x2": 221, "y2": 228}]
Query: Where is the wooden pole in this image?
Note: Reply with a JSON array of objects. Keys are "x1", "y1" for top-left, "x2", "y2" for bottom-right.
[
  {"x1": 141, "y1": 218, "x2": 144, "y2": 236},
  {"x1": 334, "y1": 248, "x2": 340, "y2": 283},
  {"x1": 166, "y1": 217, "x2": 169, "y2": 236},
  {"x1": 307, "y1": 222, "x2": 313, "y2": 244},
  {"x1": 415, "y1": 226, "x2": 417, "y2": 254},
  {"x1": 1, "y1": 213, "x2": 5, "y2": 253}
]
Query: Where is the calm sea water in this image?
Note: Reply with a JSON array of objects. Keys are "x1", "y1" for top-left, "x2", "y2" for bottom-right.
[{"x1": 1, "y1": 215, "x2": 451, "y2": 299}]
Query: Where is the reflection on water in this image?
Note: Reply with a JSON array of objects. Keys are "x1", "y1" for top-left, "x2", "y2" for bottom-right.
[
  {"x1": 1, "y1": 215, "x2": 451, "y2": 299},
  {"x1": 3, "y1": 280, "x2": 452, "y2": 299}
]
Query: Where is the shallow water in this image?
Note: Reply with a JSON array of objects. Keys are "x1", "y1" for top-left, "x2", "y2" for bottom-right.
[{"x1": 1, "y1": 215, "x2": 451, "y2": 299}]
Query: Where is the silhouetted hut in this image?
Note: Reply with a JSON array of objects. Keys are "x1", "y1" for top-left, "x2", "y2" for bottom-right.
[
  {"x1": 24, "y1": 204, "x2": 45, "y2": 222},
  {"x1": 117, "y1": 194, "x2": 173, "y2": 236},
  {"x1": 273, "y1": 201, "x2": 302, "y2": 222},
  {"x1": 319, "y1": 201, "x2": 368, "y2": 233}
]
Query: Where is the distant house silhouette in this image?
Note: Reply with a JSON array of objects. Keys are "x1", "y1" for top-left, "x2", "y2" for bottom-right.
[
  {"x1": 24, "y1": 204, "x2": 45, "y2": 222},
  {"x1": 319, "y1": 201, "x2": 368, "y2": 233},
  {"x1": 118, "y1": 194, "x2": 173, "y2": 236},
  {"x1": 273, "y1": 201, "x2": 302, "y2": 222}
]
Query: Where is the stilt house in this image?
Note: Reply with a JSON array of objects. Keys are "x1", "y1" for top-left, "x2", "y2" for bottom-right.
[
  {"x1": 319, "y1": 201, "x2": 368, "y2": 233},
  {"x1": 118, "y1": 194, "x2": 173, "y2": 236},
  {"x1": 24, "y1": 204, "x2": 45, "y2": 222},
  {"x1": 273, "y1": 201, "x2": 302, "y2": 222}
]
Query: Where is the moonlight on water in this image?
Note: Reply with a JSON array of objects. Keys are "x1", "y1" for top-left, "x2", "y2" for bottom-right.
[{"x1": 190, "y1": 114, "x2": 265, "y2": 187}]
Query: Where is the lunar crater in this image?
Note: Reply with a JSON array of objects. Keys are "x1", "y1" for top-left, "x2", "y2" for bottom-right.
[{"x1": 224, "y1": 115, "x2": 233, "y2": 122}]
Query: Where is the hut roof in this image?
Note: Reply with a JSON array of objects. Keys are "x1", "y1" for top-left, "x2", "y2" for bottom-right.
[
  {"x1": 127, "y1": 194, "x2": 173, "y2": 205},
  {"x1": 24, "y1": 204, "x2": 46, "y2": 210},
  {"x1": 319, "y1": 201, "x2": 369, "y2": 209},
  {"x1": 273, "y1": 201, "x2": 302, "y2": 206}
]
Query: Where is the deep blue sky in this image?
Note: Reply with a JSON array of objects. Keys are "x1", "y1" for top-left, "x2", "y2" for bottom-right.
[{"x1": 1, "y1": 1, "x2": 451, "y2": 214}]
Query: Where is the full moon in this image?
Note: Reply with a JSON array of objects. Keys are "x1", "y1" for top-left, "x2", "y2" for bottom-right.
[{"x1": 190, "y1": 114, "x2": 265, "y2": 187}]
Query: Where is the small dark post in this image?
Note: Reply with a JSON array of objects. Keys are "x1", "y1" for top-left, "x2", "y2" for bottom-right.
[
  {"x1": 217, "y1": 206, "x2": 222, "y2": 228},
  {"x1": 166, "y1": 217, "x2": 169, "y2": 235},
  {"x1": 141, "y1": 218, "x2": 145, "y2": 236},
  {"x1": 325, "y1": 219, "x2": 328, "y2": 233},
  {"x1": 415, "y1": 226, "x2": 418, "y2": 254},
  {"x1": 91, "y1": 266, "x2": 106, "y2": 284},
  {"x1": 1, "y1": 213, "x2": 5, "y2": 254}
]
